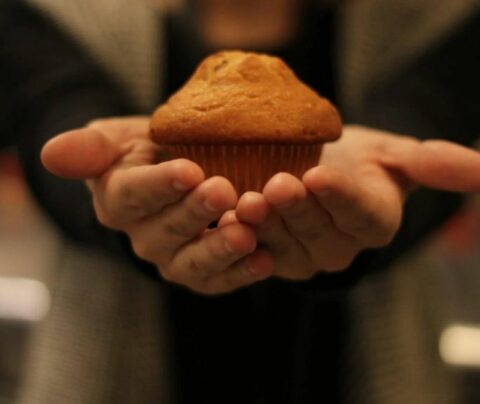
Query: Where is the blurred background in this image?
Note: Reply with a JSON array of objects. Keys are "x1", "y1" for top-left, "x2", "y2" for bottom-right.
[{"x1": 0, "y1": 149, "x2": 58, "y2": 403}]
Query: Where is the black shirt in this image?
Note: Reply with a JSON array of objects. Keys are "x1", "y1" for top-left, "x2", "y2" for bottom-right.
[
  {"x1": 164, "y1": 7, "x2": 345, "y2": 404},
  {"x1": 164, "y1": 4, "x2": 337, "y2": 101}
]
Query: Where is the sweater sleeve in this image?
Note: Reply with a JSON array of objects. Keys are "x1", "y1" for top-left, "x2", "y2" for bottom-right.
[{"x1": 0, "y1": 1, "x2": 159, "y2": 276}]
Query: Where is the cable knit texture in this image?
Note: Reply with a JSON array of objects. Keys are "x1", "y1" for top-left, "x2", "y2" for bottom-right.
[{"x1": 26, "y1": 0, "x2": 163, "y2": 111}]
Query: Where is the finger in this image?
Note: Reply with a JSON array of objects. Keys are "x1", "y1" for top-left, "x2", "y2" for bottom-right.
[
  {"x1": 235, "y1": 192, "x2": 282, "y2": 237},
  {"x1": 164, "y1": 223, "x2": 256, "y2": 286},
  {"x1": 303, "y1": 165, "x2": 402, "y2": 246},
  {"x1": 41, "y1": 117, "x2": 156, "y2": 179},
  {"x1": 92, "y1": 159, "x2": 204, "y2": 225},
  {"x1": 263, "y1": 173, "x2": 361, "y2": 270},
  {"x1": 88, "y1": 116, "x2": 150, "y2": 135},
  {"x1": 262, "y1": 173, "x2": 308, "y2": 207},
  {"x1": 235, "y1": 192, "x2": 271, "y2": 225},
  {"x1": 237, "y1": 187, "x2": 313, "y2": 277},
  {"x1": 200, "y1": 248, "x2": 274, "y2": 295},
  {"x1": 129, "y1": 176, "x2": 238, "y2": 263},
  {"x1": 236, "y1": 193, "x2": 315, "y2": 279},
  {"x1": 237, "y1": 182, "x2": 338, "y2": 255},
  {"x1": 382, "y1": 138, "x2": 480, "y2": 192},
  {"x1": 218, "y1": 210, "x2": 239, "y2": 228},
  {"x1": 41, "y1": 127, "x2": 122, "y2": 178}
]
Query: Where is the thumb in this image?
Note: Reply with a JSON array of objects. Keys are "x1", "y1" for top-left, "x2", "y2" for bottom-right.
[
  {"x1": 389, "y1": 139, "x2": 480, "y2": 193},
  {"x1": 41, "y1": 127, "x2": 121, "y2": 179}
]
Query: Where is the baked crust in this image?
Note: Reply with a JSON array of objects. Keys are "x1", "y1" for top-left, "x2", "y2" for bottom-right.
[{"x1": 151, "y1": 51, "x2": 342, "y2": 144}]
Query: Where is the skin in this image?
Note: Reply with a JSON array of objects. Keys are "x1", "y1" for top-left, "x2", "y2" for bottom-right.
[
  {"x1": 42, "y1": 117, "x2": 273, "y2": 295},
  {"x1": 41, "y1": 117, "x2": 480, "y2": 294},
  {"x1": 195, "y1": 0, "x2": 301, "y2": 48}
]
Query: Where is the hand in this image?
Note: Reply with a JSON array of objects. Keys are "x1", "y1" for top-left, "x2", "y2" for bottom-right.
[
  {"x1": 232, "y1": 125, "x2": 480, "y2": 280},
  {"x1": 41, "y1": 116, "x2": 273, "y2": 294}
]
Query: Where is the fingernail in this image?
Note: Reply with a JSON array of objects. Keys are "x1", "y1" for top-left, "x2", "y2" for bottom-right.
[
  {"x1": 224, "y1": 240, "x2": 234, "y2": 254},
  {"x1": 172, "y1": 180, "x2": 191, "y2": 191},
  {"x1": 204, "y1": 199, "x2": 219, "y2": 212}
]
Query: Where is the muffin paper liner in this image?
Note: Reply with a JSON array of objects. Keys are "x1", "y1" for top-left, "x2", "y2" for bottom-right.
[{"x1": 164, "y1": 143, "x2": 323, "y2": 195}]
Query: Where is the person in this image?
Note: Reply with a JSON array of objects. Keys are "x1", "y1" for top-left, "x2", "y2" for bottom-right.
[{"x1": 2, "y1": 0, "x2": 480, "y2": 402}]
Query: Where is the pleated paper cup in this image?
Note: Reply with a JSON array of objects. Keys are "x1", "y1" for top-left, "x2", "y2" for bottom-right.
[{"x1": 164, "y1": 143, "x2": 323, "y2": 195}]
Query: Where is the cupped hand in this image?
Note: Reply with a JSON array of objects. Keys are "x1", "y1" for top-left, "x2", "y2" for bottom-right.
[
  {"x1": 41, "y1": 116, "x2": 273, "y2": 294},
  {"x1": 233, "y1": 125, "x2": 480, "y2": 280}
]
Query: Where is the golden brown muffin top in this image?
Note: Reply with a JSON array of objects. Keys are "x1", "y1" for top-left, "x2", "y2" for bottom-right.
[{"x1": 151, "y1": 51, "x2": 342, "y2": 144}]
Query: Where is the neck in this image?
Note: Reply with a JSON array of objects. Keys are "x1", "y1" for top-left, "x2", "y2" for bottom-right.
[{"x1": 195, "y1": 0, "x2": 302, "y2": 49}]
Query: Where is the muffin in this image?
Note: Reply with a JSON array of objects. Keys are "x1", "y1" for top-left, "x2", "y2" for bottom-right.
[{"x1": 150, "y1": 51, "x2": 342, "y2": 195}]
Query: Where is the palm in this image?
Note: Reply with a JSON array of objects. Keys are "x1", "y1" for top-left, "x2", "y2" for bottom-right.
[
  {"x1": 234, "y1": 125, "x2": 480, "y2": 280},
  {"x1": 42, "y1": 117, "x2": 274, "y2": 295}
]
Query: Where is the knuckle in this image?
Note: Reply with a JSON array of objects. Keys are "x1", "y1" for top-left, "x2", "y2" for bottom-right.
[
  {"x1": 161, "y1": 219, "x2": 195, "y2": 241},
  {"x1": 160, "y1": 220, "x2": 179, "y2": 236},
  {"x1": 119, "y1": 183, "x2": 144, "y2": 213},
  {"x1": 188, "y1": 255, "x2": 207, "y2": 276},
  {"x1": 108, "y1": 173, "x2": 144, "y2": 214},
  {"x1": 206, "y1": 239, "x2": 230, "y2": 262},
  {"x1": 92, "y1": 192, "x2": 128, "y2": 230},
  {"x1": 187, "y1": 204, "x2": 213, "y2": 224}
]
